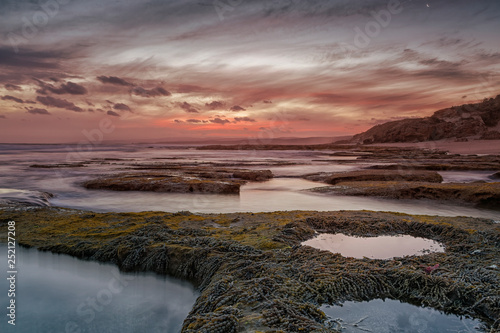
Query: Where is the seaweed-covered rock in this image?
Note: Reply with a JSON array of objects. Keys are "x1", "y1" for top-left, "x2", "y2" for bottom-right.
[
  {"x1": 303, "y1": 170, "x2": 443, "y2": 184},
  {"x1": 310, "y1": 181, "x2": 500, "y2": 207},
  {"x1": 232, "y1": 170, "x2": 273, "y2": 181},
  {"x1": 83, "y1": 174, "x2": 241, "y2": 194},
  {"x1": 1, "y1": 208, "x2": 499, "y2": 331}
]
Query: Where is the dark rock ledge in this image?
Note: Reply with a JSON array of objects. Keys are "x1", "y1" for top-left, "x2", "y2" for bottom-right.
[{"x1": 1, "y1": 208, "x2": 498, "y2": 332}]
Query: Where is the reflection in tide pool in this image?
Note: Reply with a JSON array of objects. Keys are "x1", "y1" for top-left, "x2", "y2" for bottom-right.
[
  {"x1": 322, "y1": 299, "x2": 484, "y2": 332},
  {"x1": 0, "y1": 245, "x2": 199, "y2": 333},
  {"x1": 302, "y1": 233, "x2": 445, "y2": 259}
]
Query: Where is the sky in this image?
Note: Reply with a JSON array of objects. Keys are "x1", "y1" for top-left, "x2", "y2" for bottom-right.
[{"x1": 0, "y1": 0, "x2": 499, "y2": 143}]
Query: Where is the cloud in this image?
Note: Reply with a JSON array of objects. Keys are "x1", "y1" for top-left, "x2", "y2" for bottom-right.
[
  {"x1": 186, "y1": 119, "x2": 202, "y2": 123},
  {"x1": 0, "y1": 115, "x2": 6, "y2": 119},
  {"x1": 179, "y1": 102, "x2": 199, "y2": 113},
  {"x1": 97, "y1": 76, "x2": 133, "y2": 86},
  {"x1": 107, "y1": 110, "x2": 120, "y2": 117},
  {"x1": 205, "y1": 101, "x2": 225, "y2": 110},
  {"x1": 4, "y1": 84, "x2": 22, "y2": 91},
  {"x1": 174, "y1": 119, "x2": 184, "y2": 123},
  {"x1": 175, "y1": 84, "x2": 209, "y2": 93},
  {"x1": 36, "y1": 81, "x2": 88, "y2": 95},
  {"x1": 234, "y1": 117, "x2": 256, "y2": 122},
  {"x1": 311, "y1": 93, "x2": 350, "y2": 104},
  {"x1": 131, "y1": 86, "x2": 171, "y2": 97},
  {"x1": 230, "y1": 105, "x2": 246, "y2": 111},
  {"x1": 210, "y1": 117, "x2": 230, "y2": 125},
  {"x1": 113, "y1": 103, "x2": 132, "y2": 112},
  {"x1": 263, "y1": 100, "x2": 272, "y2": 104},
  {"x1": 2, "y1": 95, "x2": 24, "y2": 103},
  {"x1": 0, "y1": 47, "x2": 61, "y2": 69},
  {"x1": 36, "y1": 96, "x2": 83, "y2": 112},
  {"x1": 26, "y1": 107, "x2": 51, "y2": 115}
]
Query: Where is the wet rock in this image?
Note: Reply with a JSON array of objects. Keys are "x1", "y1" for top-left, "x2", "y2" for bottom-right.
[
  {"x1": 83, "y1": 174, "x2": 241, "y2": 194},
  {"x1": 309, "y1": 181, "x2": 500, "y2": 207},
  {"x1": 481, "y1": 130, "x2": 500, "y2": 140},
  {"x1": 30, "y1": 163, "x2": 86, "y2": 168},
  {"x1": 303, "y1": 170, "x2": 443, "y2": 184},
  {"x1": 1, "y1": 208, "x2": 499, "y2": 331},
  {"x1": 0, "y1": 189, "x2": 53, "y2": 207},
  {"x1": 81, "y1": 167, "x2": 273, "y2": 194},
  {"x1": 232, "y1": 170, "x2": 273, "y2": 181}
]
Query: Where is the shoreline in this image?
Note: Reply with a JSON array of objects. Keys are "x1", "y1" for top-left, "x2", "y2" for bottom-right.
[
  {"x1": 1, "y1": 206, "x2": 498, "y2": 332},
  {"x1": 370, "y1": 140, "x2": 500, "y2": 155}
]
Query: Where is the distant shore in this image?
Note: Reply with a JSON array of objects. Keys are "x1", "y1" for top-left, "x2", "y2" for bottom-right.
[{"x1": 371, "y1": 140, "x2": 500, "y2": 155}]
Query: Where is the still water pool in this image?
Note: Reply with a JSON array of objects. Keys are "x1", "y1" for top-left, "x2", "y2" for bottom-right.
[
  {"x1": 302, "y1": 233, "x2": 445, "y2": 259},
  {"x1": 0, "y1": 244, "x2": 199, "y2": 333},
  {"x1": 322, "y1": 299, "x2": 484, "y2": 332}
]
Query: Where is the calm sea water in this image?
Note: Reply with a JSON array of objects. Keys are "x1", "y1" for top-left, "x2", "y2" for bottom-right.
[{"x1": 0, "y1": 144, "x2": 499, "y2": 219}]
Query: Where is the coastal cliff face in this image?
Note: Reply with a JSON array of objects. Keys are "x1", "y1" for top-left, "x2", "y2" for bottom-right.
[{"x1": 351, "y1": 95, "x2": 500, "y2": 144}]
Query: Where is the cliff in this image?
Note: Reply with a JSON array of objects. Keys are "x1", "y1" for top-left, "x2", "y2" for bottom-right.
[{"x1": 351, "y1": 94, "x2": 500, "y2": 144}]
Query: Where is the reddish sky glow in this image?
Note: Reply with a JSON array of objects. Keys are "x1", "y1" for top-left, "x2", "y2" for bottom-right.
[{"x1": 0, "y1": 0, "x2": 499, "y2": 143}]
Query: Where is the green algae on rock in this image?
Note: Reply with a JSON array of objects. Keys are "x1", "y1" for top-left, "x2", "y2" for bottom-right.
[
  {"x1": 0, "y1": 208, "x2": 498, "y2": 332},
  {"x1": 310, "y1": 181, "x2": 500, "y2": 207},
  {"x1": 302, "y1": 170, "x2": 443, "y2": 185},
  {"x1": 83, "y1": 173, "x2": 242, "y2": 194},
  {"x1": 82, "y1": 168, "x2": 273, "y2": 194}
]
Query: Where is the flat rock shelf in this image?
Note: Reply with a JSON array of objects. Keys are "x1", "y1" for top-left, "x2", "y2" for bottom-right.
[{"x1": 0, "y1": 207, "x2": 498, "y2": 332}]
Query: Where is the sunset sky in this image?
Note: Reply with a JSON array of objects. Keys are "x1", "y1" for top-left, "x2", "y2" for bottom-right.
[{"x1": 1, "y1": 0, "x2": 499, "y2": 143}]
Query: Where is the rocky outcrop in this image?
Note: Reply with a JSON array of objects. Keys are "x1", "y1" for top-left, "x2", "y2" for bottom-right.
[
  {"x1": 351, "y1": 95, "x2": 500, "y2": 144},
  {"x1": 83, "y1": 174, "x2": 242, "y2": 194},
  {"x1": 481, "y1": 130, "x2": 500, "y2": 140},
  {"x1": 0, "y1": 189, "x2": 53, "y2": 207},
  {"x1": 82, "y1": 168, "x2": 273, "y2": 194},
  {"x1": 311, "y1": 181, "x2": 500, "y2": 207},
  {"x1": 1, "y1": 208, "x2": 499, "y2": 331},
  {"x1": 231, "y1": 170, "x2": 273, "y2": 181},
  {"x1": 303, "y1": 169, "x2": 443, "y2": 184},
  {"x1": 30, "y1": 163, "x2": 86, "y2": 168}
]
